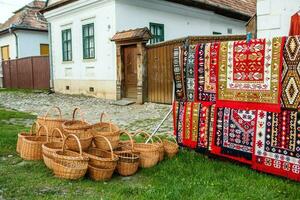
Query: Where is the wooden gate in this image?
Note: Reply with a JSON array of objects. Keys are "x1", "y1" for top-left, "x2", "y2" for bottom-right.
[
  {"x1": 146, "y1": 35, "x2": 247, "y2": 104},
  {"x1": 2, "y1": 56, "x2": 50, "y2": 89}
]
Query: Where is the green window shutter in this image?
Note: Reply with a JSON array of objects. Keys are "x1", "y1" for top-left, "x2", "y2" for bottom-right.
[
  {"x1": 82, "y1": 23, "x2": 95, "y2": 59},
  {"x1": 62, "y1": 29, "x2": 72, "y2": 61},
  {"x1": 149, "y1": 23, "x2": 164, "y2": 44}
]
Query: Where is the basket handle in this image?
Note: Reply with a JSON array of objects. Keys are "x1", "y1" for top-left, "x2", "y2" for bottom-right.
[
  {"x1": 37, "y1": 125, "x2": 49, "y2": 141},
  {"x1": 133, "y1": 130, "x2": 154, "y2": 143},
  {"x1": 94, "y1": 135, "x2": 114, "y2": 159},
  {"x1": 50, "y1": 128, "x2": 64, "y2": 142},
  {"x1": 100, "y1": 112, "x2": 112, "y2": 132},
  {"x1": 120, "y1": 130, "x2": 134, "y2": 150},
  {"x1": 29, "y1": 121, "x2": 40, "y2": 135},
  {"x1": 43, "y1": 106, "x2": 62, "y2": 121},
  {"x1": 166, "y1": 132, "x2": 178, "y2": 144},
  {"x1": 62, "y1": 134, "x2": 83, "y2": 156},
  {"x1": 72, "y1": 107, "x2": 85, "y2": 122}
]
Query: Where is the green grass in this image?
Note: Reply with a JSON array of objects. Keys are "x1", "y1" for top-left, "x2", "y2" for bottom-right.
[
  {"x1": 0, "y1": 88, "x2": 49, "y2": 93},
  {"x1": 0, "y1": 108, "x2": 299, "y2": 200}
]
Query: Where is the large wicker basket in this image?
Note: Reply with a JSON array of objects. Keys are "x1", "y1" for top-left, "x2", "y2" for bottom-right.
[
  {"x1": 20, "y1": 125, "x2": 48, "y2": 160},
  {"x1": 52, "y1": 134, "x2": 89, "y2": 180},
  {"x1": 88, "y1": 164, "x2": 114, "y2": 181},
  {"x1": 37, "y1": 106, "x2": 66, "y2": 134},
  {"x1": 92, "y1": 113, "x2": 120, "y2": 150},
  {"x1": 115, "y1": 132, "x2": 140, "y2": 176},
  {"x1": 131, "y1": 131, "x2": 160, "y2": 168},
  {"x1": 16, "y1": 122, "x2": 40, "y2": 154},
  {"x1": 83, "y1": 136, "x2": 118, "y2": 169},
  {"x1": 62, "y1": 108, "x2": 93, "y2": 151},
  {"x1": 42, "y1": 128, "x2": 64, "y2": 170}
]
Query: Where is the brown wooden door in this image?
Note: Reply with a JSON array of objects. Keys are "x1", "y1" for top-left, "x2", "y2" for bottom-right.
[{"x1": 123, "y1": 45, "x2": 137, "y2": 99}]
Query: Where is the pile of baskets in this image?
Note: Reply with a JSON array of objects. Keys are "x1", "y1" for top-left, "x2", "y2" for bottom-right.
[{"x1": 17, "y1": 106, "x2": 179, "y2": 181}]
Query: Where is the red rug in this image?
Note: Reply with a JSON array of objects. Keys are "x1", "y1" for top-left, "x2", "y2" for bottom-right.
[
  {"x1": 211, "y1": 106, "x2": 257, "y2": 164},
  {"x1": 253, "y1": 110, "x2": 300, "y2": 181}
]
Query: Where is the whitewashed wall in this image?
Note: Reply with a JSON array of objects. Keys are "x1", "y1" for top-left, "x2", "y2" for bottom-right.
[
  {"x1": 115, "y1": 0, "x2": 246, "y2": 37},
  {"x1": 17, "y1": 30, "x2": 49, "y2": 58},
  {"x1": 45, "y1": 0, "x2": 116, "y2": 81},
  {"x1": 257, "y1": 0, "x2": 300, "y2": 38}
]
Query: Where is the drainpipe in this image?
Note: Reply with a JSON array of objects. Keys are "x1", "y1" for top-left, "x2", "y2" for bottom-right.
[
  {"x1": 8, "y1": 24, "x2": 18, "y2": 58},
  {"x1": 48, "y1": 23, "x2": 54, "y2": 91}
]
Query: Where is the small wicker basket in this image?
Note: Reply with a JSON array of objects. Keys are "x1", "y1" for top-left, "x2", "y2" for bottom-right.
[
  {"x1": 37, "y1": 106, "x2": 66, "y2": 134},
  {"x1": 131, "y1": 131, "x2": 160, "y2": 168},
  {"x1": 83, "y1": 135, "x2": 118, "y2": 169},
  {"x1": 115, "y1": 132, "x2": 140, "y2": 176},
  {"x1": 52, "y1": 134, "x2": 89, "y2": 180},
  {"x1": 88, "y1": 164, "x2": 114, "y2": 181},
  {"x1": 42, "y1": 128, "x2": 64, "y2": 170},
  {"x1": 92, "y1": 113, "x2": 120, "y2": 150},
  {"x1": 62, "y1": 108, "x2": 93, "y2": 151},
  {"x1": 20, "y1": 125, "x2": 48, "y2": 160},
  {"x1": 163, "y1": 136, "x2": 179, "y2": 158},
  {"x1": 16, "y1": 122, "x2": 40, "y2": 154}
]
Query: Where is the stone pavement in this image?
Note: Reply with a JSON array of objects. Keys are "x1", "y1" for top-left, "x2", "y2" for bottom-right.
[{"x1": 0, "y1": 91, "x2": 173, "y2": 133}]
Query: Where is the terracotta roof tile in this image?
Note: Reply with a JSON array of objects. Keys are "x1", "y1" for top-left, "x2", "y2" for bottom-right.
[{"x1": 0, "y1": 0, "x2": 47, "y2": 32}]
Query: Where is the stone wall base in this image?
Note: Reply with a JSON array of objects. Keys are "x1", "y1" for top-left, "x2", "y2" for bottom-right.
[{"x1": 54, "y1": 79, "x2": 117, "y2": 100}]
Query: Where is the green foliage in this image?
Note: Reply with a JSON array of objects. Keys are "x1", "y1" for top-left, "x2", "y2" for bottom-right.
[{"x1": 0, "y1": 108, "x2": 299, "y2": 200}]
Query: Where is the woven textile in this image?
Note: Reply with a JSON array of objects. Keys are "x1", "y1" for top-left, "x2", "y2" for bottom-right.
[
  {"x1": 196, "y1": 104, "x2": 216, "y2": 153},
  {"x1": 253, "y1": 110, "x2": 300, "y2": 181},
  {"x1": 217, "y1": 38, "x2": 284, "y2": 112},
  {"x1": 186, "y1": 45, "x2": 196, "y2": 101},
  {"x1": 175, "y1": 101, "x2": 185, "y2": 145},
  {"x1": 195, "y1": 43, "x2": 219, "y2": 102},
  {"x1": 281, "y1": 36, "x2": 300, "y2": 110},
  {"x1": 211, "y1": 107, "x2": 257, "y2": 164},
  {"x1": 173, "y1": 47, "x2": 185, "y2": 100}
]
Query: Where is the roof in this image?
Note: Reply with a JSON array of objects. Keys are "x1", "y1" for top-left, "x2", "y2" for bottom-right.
[
  {"x1": 111, "y1": 27, "x2": 152, "y2": 43},
  {"x1": 43, "y1": 0, "x2": 256, "y2": 21},
  {"x1": 0, "y1": 0, "x2": 48, "y2": 34}
]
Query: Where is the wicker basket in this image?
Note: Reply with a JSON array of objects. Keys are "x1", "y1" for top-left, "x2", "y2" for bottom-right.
[
  {"x1": 20, "y1": 125, "x2": 48, "y2": 160},
  {"x1": 114, "y1": 131, "x2": 136, "y2": 155},
  {"x1": 115, "y1": 131, "x2": 140, "y2": 176},
  {"x1": 62, "y1": 108, "x2": 93, "y2": 151},
  {"x1": 92, "y1": 113, "x2": 120, "y2": 150},
  {"x1": 83, "y1": 136, "x2": 118, "y2": 169},
  {"x1": 150, "y1": 135, "x2": 164, "y2": 162},
  {"x1": 37, "y1": 106, "x2": 66, "y2": 134},
  {"x1": 88, "y1": 164, "x2": 114, "y2": 181},
  {"x1": 131, "y1": 131, "x2": 160, "y2": 168},
  {"x1": 42, "y1": 128, "x2": 64, "y2": 170},
  {"x1": 16, "y1": 122, "x2": 40, "y2": 154},
  {"x1": 163, "y1": 136, "x2": 179, "y2": 158},
  {"x1": 52, "y1": 134, "x2": 89, "y2": 180}
]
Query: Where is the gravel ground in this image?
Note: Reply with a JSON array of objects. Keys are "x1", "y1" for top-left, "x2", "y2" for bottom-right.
[{"x1": 0, "y1": 91, "x2": 173, "y2": 133}]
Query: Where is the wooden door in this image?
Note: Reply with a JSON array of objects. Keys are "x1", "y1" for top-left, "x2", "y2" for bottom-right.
[
  {"x1": 123, "y1": 45, "x2": 137, "y2": 99},
  {"x1": 40, "y1": 44, "x2": 49, "y2": 56},
  {"x1": 1, "y1": 45, "x2": 10, "y2": 60}
]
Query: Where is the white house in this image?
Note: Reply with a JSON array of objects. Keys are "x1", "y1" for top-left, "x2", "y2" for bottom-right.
[
  {"x1": 0, "y1": 0, "x2": 49, "y2": 87},
  {"x1": 43, "y1": 0, "x2": 256, "y2": 102},
  {"x1": 257, "y1": 0, "x2": 300, "y2": 38}
]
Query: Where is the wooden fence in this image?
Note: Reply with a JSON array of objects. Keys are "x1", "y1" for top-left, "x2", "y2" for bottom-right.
[
  {"x1": 2, "y1": 56, "x2": 50, "y2": 89},
  {"x1": 146, "y1": 35, "x2": 247, "y2": 104}
]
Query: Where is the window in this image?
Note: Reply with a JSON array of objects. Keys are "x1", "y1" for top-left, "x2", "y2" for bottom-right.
[
  {"x1": 40, "y1": 44, "x2": 49, "y2": 56},
  {"x1": 149, "y1": 23, "x2": 164, "y2": 44},
  {"x1": 62, "y1": 29, "x2": 72, "y2": 61},
  {"x1": 1, "y1": 45, "x2": 9, "y2": 60},
  {"x1": 213, "y1": 31, "x2": 222, "y2": 35},
  {"x1": 227, "y1": 28, "x2": 233, "y2": 34},
  {"x1": 82, "y1": 23, "x2": 95, "y2": 59}
]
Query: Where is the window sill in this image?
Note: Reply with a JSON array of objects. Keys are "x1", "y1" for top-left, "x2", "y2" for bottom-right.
[
  {"x1": 83, "y1": 58, "x2": 96, "y2": 62},
  {"x1": 62, "y1": 61, "x2": 74, "y2": 64}
]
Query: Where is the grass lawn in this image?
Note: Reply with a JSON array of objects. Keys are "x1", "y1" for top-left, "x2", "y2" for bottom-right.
[{"x1": 0, "y1": 107, "x2": 299, "y2": 200}]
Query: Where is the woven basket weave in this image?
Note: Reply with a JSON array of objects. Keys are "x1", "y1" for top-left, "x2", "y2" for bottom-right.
[
  {"x1": 52, "y1": 134, "x2": 89, "y2": 180},
  {"x1": 16, "y1": 122, "x2": 40, "y2": 154},
  {"x1": 163, "y1": 136, "x2": 179, "y2": 158},
  {"x1": 20, "y1": 125, "x2": 48, "y2": 160},
  {"x1": 37, "y1": 106, "x2": 66, "y2": 134},
  {"x1": 42, "y1": 128, "x2": 64, "y2": 170}
]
